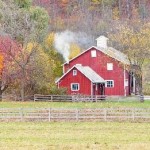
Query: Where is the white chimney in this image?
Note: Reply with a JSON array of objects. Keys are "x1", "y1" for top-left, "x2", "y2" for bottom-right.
[{"x1": 96, "y1": 36, "x2": 108, "y2": 49}]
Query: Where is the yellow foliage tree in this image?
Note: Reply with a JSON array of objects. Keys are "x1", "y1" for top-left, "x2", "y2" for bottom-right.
[
  {"x1": 109, "y1": 23, "x2": 150, "y2": 96},
  {"x1": 45, "y1": 32, "x2": 55, "y2": 49},
  {"x1": 112, "y1": 7, "x2": 119, "y2": 20},
  {"x1": 44, "y1": 32, "x2": 64, "y2": 79},
  {"x1": 69, "y1": 43, "x2": 81, "y2": 60},
  {"x1": 29, "y1": 45, "x2": 53, "y2": 94}
]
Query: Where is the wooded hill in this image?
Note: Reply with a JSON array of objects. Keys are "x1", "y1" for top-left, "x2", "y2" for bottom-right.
[
  {"x1": 0, "y1": 0, "x2": 150, "y2": 101},
  {"x1": 33, "y1": 0, "x2": 150, "y2": 94},
  {"x1": 33, "y1": 0, "x2": 150, "y2": 33}
]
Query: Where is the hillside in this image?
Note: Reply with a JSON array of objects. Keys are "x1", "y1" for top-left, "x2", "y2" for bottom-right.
[
  {"x1": 0, "y1": 0, "x2": 149, "y2": 99},
  {"x1": 32, "y1": 0, "x2": 150, "y2": 94}
]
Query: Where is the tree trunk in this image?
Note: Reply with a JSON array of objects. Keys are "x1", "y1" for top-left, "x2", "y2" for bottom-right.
[
  {"x1": 135, "y1": 72, "x2": 144, "y2": 102},
  {"x1": 20, "y1": 68, "x2": 25, "y2": 101},
  {"x1": 139, "y1": 76, "x2": 144, "y2": 102},
  {"x1": 20, "y1": 79, "x2": 25, "y2": 101},
  {"x1": 118, "y1": 0, "x2": 122, "y2": 19},
  {"x1": 126, "y1": 0, "x2": 131, "y2": 19},
  {"x1": 0, "y1": 90, "x2": 2, "y2": 101}
]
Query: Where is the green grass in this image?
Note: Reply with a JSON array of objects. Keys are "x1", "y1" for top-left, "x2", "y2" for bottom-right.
[
  {"x1": 0, "y1": 101, "x2": 150, "y2": 108},
  {"x1": 0, "y1": 101, "x2": 149, "y2": 150},
  {"x1": 0, "y1": 122, "x2": 149, "y2": 150}
]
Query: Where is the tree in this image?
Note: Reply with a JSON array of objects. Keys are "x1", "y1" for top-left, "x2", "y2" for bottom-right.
[
  {"x1": 69, "y1": 43, "x2": 81, "y2": 60},
  {"x1": 44, "y1": 32, "x2": 64, "y2": 79},
  {"x1": 14, "y1": 0, "x2": 32, "y2": 8},
  {"x1": 23, "y1": 43, "x2": 53, "y2": 95},
  {"x1": 109, "y1": 22, "x2": 150, "y2": 98},
  {"x1": 0, "y1": 0, "x2": 49, "y2": 101}
]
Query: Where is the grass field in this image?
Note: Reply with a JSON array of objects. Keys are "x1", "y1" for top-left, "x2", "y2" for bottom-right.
[
  {"x1": 0, "y1": 101, "x2": 149, "y2": 150},
  {"x1": 0, "y1": 122, "x2": 150, "y2": 150},
  {"x1": 0, "y1": 101, "x2": 150, "y2": 108}
]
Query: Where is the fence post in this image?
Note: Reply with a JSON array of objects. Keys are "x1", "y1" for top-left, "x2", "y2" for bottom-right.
[
  {"x1": 104, "y1": 108, "x2": 107, "y2": 121},
  {"x1": 96, "y1": 95, "x2": 97, "y2": 102},
  {"x1": 76, "y1": 109, "x2": 79, "y2": 121},
  {"x1": 51, "y1": 96, "x2": 53, "y2": 102},
  {"x1": 20, "y1": 108, "x2": 23, "y2": 121},
  {"x1": 72, "y1": 95, "x2": 74, "y2": 102},
  {"x1": 34, "y1": 95, "x2": 35, "y2": 102},
  {"x1": 140, "y1": 95, "x2": 144, "y2": 103},
  {"x1": 49, "y1": 108, "x2": 51, "y2": 122},
  {"x1": 132, "y1": 108, "x2": 135, "y2": 121}
]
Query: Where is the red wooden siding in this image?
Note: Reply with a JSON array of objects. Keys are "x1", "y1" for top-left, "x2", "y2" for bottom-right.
[
  {"x1": 58, "y1": 68, "x2": 91, "y2": 95},
  {"x1": 63, "y1": 47, "x2": 130, "y2": 96}
]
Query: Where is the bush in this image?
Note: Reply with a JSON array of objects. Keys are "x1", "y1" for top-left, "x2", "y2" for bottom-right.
[
  {"x1": 143, "y1": 84, "x2": 150, "y2": 95},
  {"x1": 50, "y1": 86, "x2": 67, "y2": 95}
]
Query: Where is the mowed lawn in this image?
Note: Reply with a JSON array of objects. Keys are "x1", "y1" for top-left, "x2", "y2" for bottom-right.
[
  {"x1": 0, "y1": 122, "x2": 150, "y2": 150},
  {"x1": 0, "y1": 100, "x2": 150, "y2": 108}
]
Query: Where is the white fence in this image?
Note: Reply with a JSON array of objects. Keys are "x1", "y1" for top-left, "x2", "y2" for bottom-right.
[{"x1": 0, "y1": 108, "x2": 150, "y2": 122}]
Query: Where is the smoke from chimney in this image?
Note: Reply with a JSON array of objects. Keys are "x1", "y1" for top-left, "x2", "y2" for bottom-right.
[
  {"x1": 54, "y1": 30, "x2": 75, "y2": 62},
  {"x1": 54, "y1": 30, "x2": 94, "y2": 62}
]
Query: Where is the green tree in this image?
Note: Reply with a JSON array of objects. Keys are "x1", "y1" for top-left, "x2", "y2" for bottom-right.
[
  {"x1": 44, "y1": 32, "x2": 64, "y2": 78},
  {"x1": 14, "y1": 0, "x2": 32, "y2": 9}
]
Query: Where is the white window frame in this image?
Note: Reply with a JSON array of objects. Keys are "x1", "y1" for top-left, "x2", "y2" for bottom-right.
[
  {"x1": 91, "y1": 50, "x2": 97, "y2": 57},
  {"x1": 73, "y1": 70, "x2": 77, "y2": 76},
  {"x1": 71, "y1": 83, "x2": 80, "y2": 91},
  {"x1": 125, "y1": 79, "x2": 128, "y2": 87},
  {"x1": 107, "y1": 63, "x2": 113, "y2": 70},
  {"x1": 105, "y1": 80, "x2": 114, "y2": 88}
]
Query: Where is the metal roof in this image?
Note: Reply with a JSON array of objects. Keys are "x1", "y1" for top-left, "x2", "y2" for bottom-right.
[
  {"x1": 97, "y1": 46, "x2": 130, "y2": 65},
  {"x1": 56, "y1": 64, "x2": 105, "y2": 83},
  {"x1": 75, "y1": 65, "x2": 105, "y2": 83},
  {"x1": 63, "y1": 46, "x2": 130, "y2": 65}
]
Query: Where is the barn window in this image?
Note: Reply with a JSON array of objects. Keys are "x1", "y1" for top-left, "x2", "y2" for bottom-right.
[
  {"x1": 91, "y1": 50, "x2": 97, "y2": 57},
  {"x1": 71, "y1": 83, "x2": 79, "y2": 91},
  {"x1": 73, "y1": 70, "x2": 77, "y2": 76},
  {"x1": 105, "y1": 80, "x2": 114, "y2": 88},
  {"x1": 107, "y1": 63, "x2": 113, "y2": 70},
  {"x1": 125, "y1": 79, "x2": 128, "y2": 86}
]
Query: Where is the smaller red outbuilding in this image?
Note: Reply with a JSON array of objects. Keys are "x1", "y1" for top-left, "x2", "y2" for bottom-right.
[{"x1": 57, "y1": 64, "x2": 105, "y2": 95}]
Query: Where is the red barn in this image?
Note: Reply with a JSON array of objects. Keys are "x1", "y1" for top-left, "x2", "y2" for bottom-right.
[{"x1": 56, "y1": 36, "x2": 136, "y2": 96}]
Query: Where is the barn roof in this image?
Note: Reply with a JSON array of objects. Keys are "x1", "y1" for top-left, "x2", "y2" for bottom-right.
[
  {"x1": 63, "y1": 46, "x2": 130, "y2": 65},
  {"x1": 98, "y1": 46, "x2": 130, "y2": 65},
  {"x1": 56, "y1": 64, "x2": 105, "y2": 83},
  {"x1": 75, "y1": 65, "x2": 105, "y2": 83}
]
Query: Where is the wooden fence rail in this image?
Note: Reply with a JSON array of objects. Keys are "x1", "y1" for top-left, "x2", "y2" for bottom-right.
[
  {"x1": 34, "y1": 94, "x2": 73, "y2": 102},
  {"x1": 34, "y1": 94, "x2": 150, "y2": 102},
  {"x1": 0, "y1": 108, "x2": 150, "y2": 122},
  {"x1": 34, "y1": 94, "x2": 110, "y2": 102},
  {"x1": 34, "y1": 94, "x2": 106, "y2": 102}
]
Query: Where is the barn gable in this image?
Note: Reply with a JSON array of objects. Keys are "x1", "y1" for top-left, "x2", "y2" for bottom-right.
[
  {"x1": 63, "y1": 46, "x2": 129, "y2": 66},
  {"x1": 56, "y1": 64, "x2": 105, "y2": 84},
  {"x1": 74, "y1": 65, "x2": 105, "y2": 83},
  {"x1": 63, "y1": 46, "x2": 97, "y2": 65}
]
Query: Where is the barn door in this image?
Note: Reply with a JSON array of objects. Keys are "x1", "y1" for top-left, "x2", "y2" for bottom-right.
[
  {"x1": 93, "y1": 84, "x2": 96, "y2": 95},
  {"x1": 99, "y1": 83, "x2": 105, "y2": 96},
  {"x1": 93, "y1": 83, "x2": 105, "y2": 96}
]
